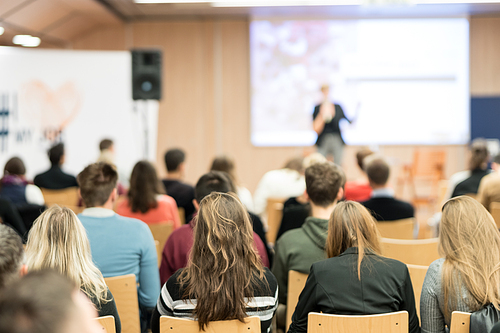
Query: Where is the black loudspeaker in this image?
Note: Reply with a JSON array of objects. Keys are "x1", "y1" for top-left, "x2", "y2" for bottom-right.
[{"x1": 132, "y1": 50, "x2": 162, "y2": 100}]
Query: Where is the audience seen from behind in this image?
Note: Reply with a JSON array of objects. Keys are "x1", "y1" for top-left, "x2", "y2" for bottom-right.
[
  {"x1": 477, "y1": 153, "x2": 500, "y2": 210},
  {"x1": 272, "y1": 161, "x2": 345, "y2": 326},
  {"x1": 34, "y1": 143, "x2": 78, "y2": 190},
  {"x1": 0, "y1": 270, "x2": 103, "y2": 333},
  {"x1": 445, "y1": 138, "x2": 490, "y2": 200},
  {"x1": 25, "y1": 205, "x2": 121, "y2": 333},
  {"x1": 288, "y1": 201, "x2": 420, "y2": 333},
  {"x1": 117, "y1": 160, "x2": 180, "y2": 229},
  {"x1": 0, "y1": 224, "x2": 26, "y2": 290},
  {"x1": 159, "y1": 171, "x2": 269, "y2": 285},
  {"x1": 152, "y1": 192, "x2": 278, "y2": 333},
  {"x1": 362, "y1": 155, "x2": 415, "y2": 221},
  {"x1": 162, "y1": 148, "x2": 195, "y2": 223},
  {"x1": 420, "y1": 196, "x2": 500, "y2": 333},
  {"x1": 0, "y1": 157, "x2": 45, "y2": 206},
  {"x1": 76, "y1": 162, "x2": 159, "y2": 333},
  {"x1": 343, "y1": 147, "x2": 374, "y2": 202}
]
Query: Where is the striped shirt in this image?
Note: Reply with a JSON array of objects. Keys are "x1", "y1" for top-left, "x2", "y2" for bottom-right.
[{"x1": 156, "y1": 268, "x2": 278, "y2": 333}]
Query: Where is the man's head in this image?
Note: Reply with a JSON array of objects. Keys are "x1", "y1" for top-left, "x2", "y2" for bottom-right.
[
  {"x1": 48, "y1": 143, "x2": 65, "y2": 166},
  {"x1": 194, "y1": 171, "x2": 235, "y2": 206},
  {"x1": 356, "y1": 148, "x2": 374, "y2": 171},
  {"x1": 365, "y1": 155, "x2": 390, "y2": 188},
  {"x1": 99, "y1": 139, "x2": 114, "y2": 152},
  {"x1": 0, "y1": 270, "x2": 102, "y2": 333},
  {"x1": 164, "y1": 148, "x2": 186, "y2": 174},
  {"x1": 77, "y1": 162, "x2": 118, "y2": 208},
  {"x1": 305, "y1": 162, "x2": 345, "y2": 208},
  {"x1": 493, "y1": 154, "x2": 500, "y2": 172},
  {"x1": 0, "y1": 225, "x2": 25, "y2": 290}
]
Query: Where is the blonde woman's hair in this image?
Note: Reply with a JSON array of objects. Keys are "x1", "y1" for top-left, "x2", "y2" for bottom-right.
[
  {"x1": 440, "y1": 196, "x2": 500, "y2": 317},
  {"x1": 25, "y1": 206, "x2": 109, "y2": 306},
  {"x1": 326, "y1": 201, "x2": 382, "y2": 279}
]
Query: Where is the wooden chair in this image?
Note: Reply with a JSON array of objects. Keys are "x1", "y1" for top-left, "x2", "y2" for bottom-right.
[
  {"x1": 407, "y1": 264, "x2": 429, "y2": 319},
  {"x1": 286, "y1": 270, "x2": 308, "y2": 330},
  {"x1": 160, "y1": 315, "x2": 260, "y2": 333},
  {"x1": 41, "y1": 187, "x2": 79, "y2": 207},
  {"x1": 95, "y1": 315, "x2": 116, "y2": 333},
  {"x1": 489, "y1": 202, "x2": 500, "y2": 229},
  {"x1": 148, "y1": 223, "x2": 174, "y2": 257},
  {"x1": 66, "y1": 205, "x2": 84, "y2": 215},
  {"x1": 104, "y1": 274, "x2": 140, "y2": 333},
  {"x1": 381, "y1": 238, "x2": 440, "y2": 266},
  {"x1": 376, "y1": 218, "x2": 415, "y2": 240},
  {"x1": 450, "y1": 311, "x2": 471, "y2": 333},
  {"x1": 178, "y1": 207, "x2": 185, "y2": 225},
  {"x1": 307, "y1": 311, "x2": 408, "y2": 333},
  {"x1": 437, "y1": 179, "x2": 449, "y2": 207},
  {"x1": 266, "y1": 198, "x2": 285, "y2": 245}
]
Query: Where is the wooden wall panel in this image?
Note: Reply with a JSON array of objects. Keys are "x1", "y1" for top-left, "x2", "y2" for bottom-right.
[{"x1": 71, "y1": 25, "x2": 127, "y2": 50}]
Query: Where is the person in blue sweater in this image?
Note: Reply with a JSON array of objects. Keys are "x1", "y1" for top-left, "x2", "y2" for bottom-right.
[{"x1": 77, "y1": 162, "x2": 160, "y2": 333}]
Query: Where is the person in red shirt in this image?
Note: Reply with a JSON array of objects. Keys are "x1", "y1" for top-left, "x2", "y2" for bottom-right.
[{"x1": 344, "y1": 148, "x2": 374, "y2": 202}]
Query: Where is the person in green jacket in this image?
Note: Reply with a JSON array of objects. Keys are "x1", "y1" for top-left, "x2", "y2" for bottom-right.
[{"x1": 272, "y1": 161, "x2": 345, "y2": 329}]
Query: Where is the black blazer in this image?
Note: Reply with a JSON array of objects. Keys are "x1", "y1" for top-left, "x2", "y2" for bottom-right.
[
  {"x1": 362, "y1": 197, "x2": 414, "y2": 221},
  {"x1": 288, "y1": 248, "x2": 420, "y2": 333},
  {"x1": 34, "y1": 166, "x2": 78, "y2": 190}
]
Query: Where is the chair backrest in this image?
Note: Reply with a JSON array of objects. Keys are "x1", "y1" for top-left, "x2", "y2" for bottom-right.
[
  {"x1": 376, "y1": 219, "x2": 415, "y2": 240},
  {"x1": 406, "y1": 264, "x2": 429, "y2": 319},
  {"x1": 307, "y1": 311, "x2": 408, "y2": 333},
  {"x1": 412, "y1": 150, "x2": 446, "y2": 179},
  {"x1": 155, "y1": 240, "x2": 161, "y2": 267},
  {"x1": 41, "y1": 187, "x2": 79, "y2": 207},
  {"x1": 95, "y1": 315, "x2": 116, "y2": 333},
  {"x1": 490, "y1": 202, "x2": 500, "y2": 229},
  {"x1": 286, "y1": 270, "x2": 309, "y2": 330},
  {"x1": 178, "y1": 207, "x2": 185, "y2": 225},
  {"x1": 266, "y1": 198, "x2": 285, "y2": 245},
  {"x1": 159, "y1": 315, "x2": 261, "y2": 333},
  {"x1": 381, "y1": 238, "x2": 440, "y2": 266},
  {"x1": 148, "y1": 223, "x2": 174, "y2": 256},
  {"x1": 104, "y1": 274, "x2": 140, "y2": 333},
  {"x1": 450, "y1": 311, "x2": 471, "y2": 333}
]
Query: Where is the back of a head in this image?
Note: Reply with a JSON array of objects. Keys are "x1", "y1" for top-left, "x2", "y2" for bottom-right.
[
  {"x1": 128, "y1": 160, "x2": 163, "y2": 213},
  {"x1": 305, "y1": 162, "x2": 345, "y2": 207},
  {"x1": 494, "y1": 154, "x2": 500, "y2": 165},
  {"x1": 25, "y1": 206, "x2": 108, "y2": 305},
  {"x1": 77, "y1": 162, "x2": 118, "y2": 207},
  {"x1": 164, "y1": 148, "x2": 185, "y2": 172},
  {"x1": 210, "y1": 156, "x2": 235, "y2": 181},
  {"x1": 356, "y1": 148, "x2": 375, "y2": 171},
  {"x1": 302, "y1": 153, "x2": 327, "y2": 169},
  {"x1": 440, "y1": 196, "x2": 500, "y2": 315},
  {"x1": 469, "y1": 138, "x2": 489, "y2": 170},
  {"x1": 182, "y1": 192, "x2": 263, "y2": 330},
  {"x1": 48, "y1": 143, "x2": 65, "y2": 166},
  {"x1": 99, "y1": 139, "x2": 113, "y2": 152},
  {"x1": 194, "y1": 171, "x2": 236, "y2": 204},
  {"x1": 326, "y1": 201, "x2": 381, "y2": 279},
  {"x1": 0, "y1": 224, "x2": 24, "y2": 290},
  {"x1": 4, "y1": 157, "x2": 26, "y2": 176},
  {"x1": 365, "y1": 155, "x2": 390, "y2": 186},
  {"x1": 284, "y1": 157, "x2": 304, "y2": 173},
  {"x1": 0, "y1": 270, "x2": 77, "y2": 333}
]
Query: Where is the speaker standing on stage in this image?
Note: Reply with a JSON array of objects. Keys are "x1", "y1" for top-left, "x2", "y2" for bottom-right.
[{"x1": 313, "y1": 84, "x2": 350, "y2": 164}]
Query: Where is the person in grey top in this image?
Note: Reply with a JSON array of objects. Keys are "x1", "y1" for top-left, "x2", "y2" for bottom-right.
[{"x1": 420, "y1": 196, "x2": 500, "y2": 333}]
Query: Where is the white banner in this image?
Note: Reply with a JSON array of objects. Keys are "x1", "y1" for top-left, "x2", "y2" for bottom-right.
[{"x1": 0, "y1": 46, "x2": 158, "y2": 184}]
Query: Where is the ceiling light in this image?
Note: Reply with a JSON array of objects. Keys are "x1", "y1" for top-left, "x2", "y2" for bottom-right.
[
  {"x1": 0, "y1": 27, "x2": 4, "y2": 36},
  {"x1": 22, "y1": 37, "x2": 40, "y2": 47},
  {"x1": 12, "y1": 35, "x2": 41, "y2": 47}
]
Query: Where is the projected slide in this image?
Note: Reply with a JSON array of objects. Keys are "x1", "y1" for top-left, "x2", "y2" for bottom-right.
[{"x1": 250, "y1": 18, "x2": 469, "y2": 146}]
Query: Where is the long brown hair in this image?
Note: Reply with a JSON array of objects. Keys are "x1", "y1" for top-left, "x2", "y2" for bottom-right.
[
  {"x1": 326, "y1": 201, "x2": 381, "y2": 279},
  {"x1": 128, "y1": 160, "x2": 165, "y2": 213},
  {"x1": 179, "y1": 192, "x2": 265, "y2": 330},
  {"x1": 440, "y1": 196, "x2": 500, "y2": 317}
]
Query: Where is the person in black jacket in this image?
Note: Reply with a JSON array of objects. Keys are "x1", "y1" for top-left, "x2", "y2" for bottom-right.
[
  {"x1": 288, "y1": 201, "x2": 420, "y2": 333},
  {"x1": 361, "y1": 155, "x2": 414, "y2": 221},
  {"x1": 34, "y1": 143, "x2": 78, "y2": 190}
]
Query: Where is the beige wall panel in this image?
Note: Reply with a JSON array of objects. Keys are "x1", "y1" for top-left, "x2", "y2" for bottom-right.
[
  {"x1": 46, "y1": 14, "x2": 100, "y2": 41},
  {"x1": 470, "y1": 17, "x2": 500, "y2": 96},
  {"x1": 5, "y1": 0, "x2": 72, "y2": 31},
  {"x1": 71, "y1": 25, "x2": 127, "y2": 50},
  {"x1": 0, "y1": 0, "x2": 26, "y2": 17}
]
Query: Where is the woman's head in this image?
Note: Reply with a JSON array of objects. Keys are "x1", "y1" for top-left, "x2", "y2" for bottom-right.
[
  {"x1": 4, "y1": 157, "x2": 26, "y2": 177},
  {"x1": 25, "y1": 206, "x2": 108, "y2": 305},
  {"x1": 326, "y1": 201, "x2": 381, "y2": 279},
  {"x1": 180, "y1": 192, "x2": 264, "y2": 330},
  {"x1": 468, "y1": 138, "x2": 489, "y2": 170},
  {"x1": 128, "y1": 160, "x2": 164, "y2": 213},
  {"x1": 440, "y1": 196, "x2": 500, "y2": 315}
]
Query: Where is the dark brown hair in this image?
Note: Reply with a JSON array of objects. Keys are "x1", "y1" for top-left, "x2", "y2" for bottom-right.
[
  {"x1": 4, "y1": 157, "x2": 26, "y2": 176},
  {"x1": 210, "y1": 156, "x2": 236, "y2": 182},
  {"x1": 128, "y1": 161, "x2": 165, "y2": 213},
  {"x1": 99, "y1": 139, "x2": 113, "y2": 151},
  {"x1": 305, "y1": 162, "x2": 345, "y2": 207},
  {"x1": 194, "y1": 171, "x2": 235, "y2": 204},
  {"x1": 179, "y1": 192, "x2": 265, "y2": 330},
  {"x1": 356, "y1": 148, "x2": 374, "y2": 170},
  {"x1": 469, "y1": 139, "x2": 489, "y2": 171},
  {"x1": 326, "y1": 201, "x2": 381, "y2": 279},
  {"x1": 365, "y1": 156, "x2": 390, "y2": 186},
  {"x1": 77, "y1": 162, "x2": 118, "y2": 207},
  {"x1": 48, "y1": 143, "x2": 65, "y2": 166},
  {"x1": 164, "y1": 148, "x2": 185, "y2": 172}
]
